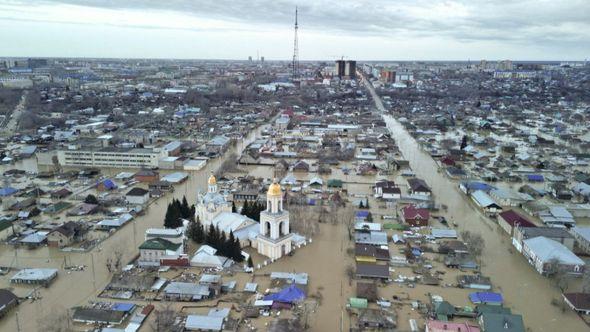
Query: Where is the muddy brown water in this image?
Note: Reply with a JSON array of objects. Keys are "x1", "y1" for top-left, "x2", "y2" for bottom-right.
[
  {"x1": 0, "y1": 125, "x2": 270, "y2": 331},
  {"x1": 364, "y1": 80, "x2": 588, "y2": 331}
]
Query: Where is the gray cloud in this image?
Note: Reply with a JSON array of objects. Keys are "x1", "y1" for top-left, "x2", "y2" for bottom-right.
[{"x1": 5, "y1": 0, "x2": 590, "y2": 52}]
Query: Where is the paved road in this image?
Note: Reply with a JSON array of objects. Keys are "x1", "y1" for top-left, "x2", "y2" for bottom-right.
[{"x1": 1, "y1": 91, "x2": 27, "y2": 135}]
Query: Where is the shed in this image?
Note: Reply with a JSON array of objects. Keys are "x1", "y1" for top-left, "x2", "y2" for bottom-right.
[
  {"x1": 185, "y1": 314, "x2": 224, "y2": 331},
  {"x1": 349, "y1": 297, "x2": 369, "y2": 309}
]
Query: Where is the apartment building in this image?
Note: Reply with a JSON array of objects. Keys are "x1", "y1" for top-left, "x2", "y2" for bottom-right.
[{"x1": 57, "y1": 147, "x2": 164, "y2": 168}]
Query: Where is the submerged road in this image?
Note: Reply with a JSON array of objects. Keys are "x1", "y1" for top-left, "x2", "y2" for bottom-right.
[
  {"x1": 362, "y1": 76, "x2": 588, "y2": 331},
  {"x1": 0, "y1": 124, "x2": 269, "y2": 331}
]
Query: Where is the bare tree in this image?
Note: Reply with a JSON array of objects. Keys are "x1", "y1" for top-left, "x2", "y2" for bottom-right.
[
  {"x1": 151, "y1": 302, "x2": 177, "y2": 332},
  {"x1": 216, "y1": 152, "x2": 239, "y2": 176},
  {"x1": 546, "y1": 258, "x2": 570, "y2": 293},
  {"x1": 339, "y1": 204, "x2": 355, "y2": 240},
  {"x1": 460, "y1": 230, "x2": 485, "y2": 268},
  {"x1": 289, "y1": 205, "x2": 320, "y2": 237},
  {"x1": 345, "y1": 265, "x2": 355, "y2": 285}
]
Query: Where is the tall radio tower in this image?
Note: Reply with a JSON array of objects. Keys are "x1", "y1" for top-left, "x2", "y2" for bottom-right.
[{"x1": 292, "y1": 6, "x2": 299, "y2": 80}]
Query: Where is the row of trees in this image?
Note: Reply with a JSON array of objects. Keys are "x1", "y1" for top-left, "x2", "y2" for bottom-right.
[
  {"x1": 163, "y1": 196, "x2": 195, "y2": 229},
  {"x1": 241, "y1": 200, "x2": 266, "y2": 222},
  {"x1": 186, "y1": 217, "x2": 244, "y2": 262}
]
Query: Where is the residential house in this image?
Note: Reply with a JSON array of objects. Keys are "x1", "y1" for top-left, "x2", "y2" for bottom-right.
[
  {"x1": 134, "y1": 169, "x2": 159, "y2": 183},
  {"x1": 497, "y1": 210, "x2": 536, "y2": 236},
  {"x1": 489, "y1": 188, "x2": 533, "y2": 207},
  {"x1": 207, "y1": 135, "x2": 231, "y2": 153},
  {"x1": 47, "y1": 222, "x2": 81, "y2": 248},
  {"x1": 0, "y1": 289, "x2": 18, "y2": 318},
  {"x1": 355, "y1": 244, "x2": 390, "y2": 263},
  {"x1": 563, "y1": 293, "x2": 590, "y2": 315},
  {"x1": 478, "y1": 312, "x2": 525, "y2": 332},
  {"x1": 356, "y1": 263, "x2": 390, "y2": 279},
  {"x1": 522, "y1": 236, "x2": 584, "y2": 275},
  {"x1": 138, "y1": 238, "x2": 183, "y2": 266},
  {"x1": 292, "y1": 160, "x2": 310, "y2": 172},
  {"x1": 96, "y1": 179, "x2": 117, "y2": 191},
  {"x1": 570, "y1": 227, "x2": 590, "y2": 254},
  {"x1": 185, "y1": 314, "x2": 224, "y2": 331},
  {"x1": 401, "y1": 204, "x2": 430, "y2": 227},
  {"x1": 126, "y1": 187, "x2": 150, "y2": 205},
  {"x1": 163, "y1": 282, "x2": 210, "y2": 301},
  {"x1": 374, "y1": 180, "x2": 395, "y2": 198},
  {"x1": 426, "y1": 320, "x2": 480, "y2": 332},
  {"x1": 512, "y1": 226, "x2": 575, "y2": 253},
  {"x1": 470, "y1": 190, "x2": 502, "y2": 215},
  {"x1": 407, "y1": 178, "x2": 431, "y2": 196},
  {"x1": 50, "y1": 188, "x2": 72, "y2": 199}
]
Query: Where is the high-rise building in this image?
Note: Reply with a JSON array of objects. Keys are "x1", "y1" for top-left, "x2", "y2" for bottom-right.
[
  {"x1": 260, "y1": 56, "x2": 265, "y2": 63},
  {"x1": 335, "y1": 60, "x2": 356, "y2": 79},
  {"x1": 335, "y1": 60, "x2": 346, "y2": 78},
  {"x1": 248, "y1": 56, "x2": 252, "y2": 62},
  {"x1": 344, "y1": 61, "x2": 357, "y2": 79}
]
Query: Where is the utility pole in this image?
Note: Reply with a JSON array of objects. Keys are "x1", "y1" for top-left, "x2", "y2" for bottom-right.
[{"x1": 292, "y1": 6, "x2": 299, "y2": 80}]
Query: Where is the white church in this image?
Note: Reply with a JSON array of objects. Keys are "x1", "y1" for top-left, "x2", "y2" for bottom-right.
[{"x1": 196, "y1": 173, "x2": 301, "y2": 260}]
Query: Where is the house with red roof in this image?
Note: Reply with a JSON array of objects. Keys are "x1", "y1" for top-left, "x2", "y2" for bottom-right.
[
  {"x1": 498, "y1": 210, "x2": 536, "y2": 236},
  {"x1": 440, "y1": 156, "x2": 456, "y2": 167},
  {"x1": 401, "y1": 204, "x2": 430, "y2": 227},
  {"x1": 425, "y1": 320, "x2": 480, "y2": 332}
]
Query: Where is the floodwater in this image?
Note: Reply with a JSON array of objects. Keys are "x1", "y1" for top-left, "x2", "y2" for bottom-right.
[
  {"x1": 0, "y1": 125, "x2": 269, "y2": 331},
  {"x1": 364, "y1": 79, "x2": 588, "y2": 331}
]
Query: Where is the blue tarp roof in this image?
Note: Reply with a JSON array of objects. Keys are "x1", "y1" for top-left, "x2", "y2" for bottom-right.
[
  {"x1": 264, "y1": 285, "x2": 305, "y2": 303},
  {"x1": 0, "y1": 187, "x2": 17, "y2": 197},
  {"x1": 99, "y1": 179, "x2": 117, "y2": 190},
  {"x1": 112, "y1": 303, "x2": 135, "y2": 312},
  {"x1": 469, "y1": 292, "x2": 503, "y2": 304},
  {"x1": 356, "y1": 211, "x2": 370, "y2": 218},
  {"x1": 527, "y1": 174, "x2": 544, "y2": 182}
]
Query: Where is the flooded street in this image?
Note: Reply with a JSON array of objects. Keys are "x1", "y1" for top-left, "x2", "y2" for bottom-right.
[
  {"x1": 0, "y1": 126, "x2": 267, "y2": 331},
  {"x1": 364, "y1": 79, "x2": 589, "y2": 331}
]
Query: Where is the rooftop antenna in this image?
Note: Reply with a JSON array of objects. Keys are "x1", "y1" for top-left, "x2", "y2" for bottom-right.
[{"x1": 292, "y1": 6, "x2": 299, "y2": 80}]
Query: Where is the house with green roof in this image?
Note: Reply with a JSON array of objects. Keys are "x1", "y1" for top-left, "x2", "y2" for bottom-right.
[
  {"x1": 478, "y1": 312, "x2": 525, "y2": 332},
  {"x1": 0, "y1": 219, "x2": 15, "y2": 241},
  {"x1": 138, "y1": 237, "x2": 183, "y2": 267}
]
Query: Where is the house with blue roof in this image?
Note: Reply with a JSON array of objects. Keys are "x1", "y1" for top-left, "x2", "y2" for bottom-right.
[
  {"x1": 470, "y1": 292, "x2": 503, "y2": 306},
  {"x1": 0, "y1": 187, "x2": 17, "y2": 197},
  {"x1": 97, "y1": 179, "x2": 117, "y2": 191},
  {"x1": 459, "y1": 181, "x2": 495, "y2": 195}
]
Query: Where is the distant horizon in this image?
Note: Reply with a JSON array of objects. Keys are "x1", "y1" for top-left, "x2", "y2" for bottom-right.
[{"x1": 1, "y1": 55, "x2": 586, "y2": 64}]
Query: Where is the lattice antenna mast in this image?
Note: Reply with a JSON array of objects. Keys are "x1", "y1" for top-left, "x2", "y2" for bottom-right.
[{"x1": 292, "y1": 6, "x2": 299, "y2": 80}]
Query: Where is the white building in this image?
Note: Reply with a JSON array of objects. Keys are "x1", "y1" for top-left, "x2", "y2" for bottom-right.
[
  {"x1": 196, "y1": 174, "x2": 259, "y2": 247},
  {"x1": 57, "y1": 147, "x2": 165, "y2": 168},
  {"x1": 195, "y1": 175, "x2": 302, "y2": 261},
  {"x1": 125, "y1": 187, "x2": 150, "y2": 205},
  {"x1": 146, "y1": 227, "x2": 185, "y2": 245},
  {"x1": 257, "y1": 181, "x2": 293, "y2": 260},
  {"x1": 138, "y1": 237, "x2": 183, "y2": 266}
]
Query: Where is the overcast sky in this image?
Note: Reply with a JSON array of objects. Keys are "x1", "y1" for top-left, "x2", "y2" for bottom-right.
[{"x1": 1, "y1": 0, "x2": 589, "y2": 60}]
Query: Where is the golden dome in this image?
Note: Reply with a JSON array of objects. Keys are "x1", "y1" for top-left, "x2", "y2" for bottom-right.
[
  {"x1": 267, "y1": 181, "x2": 282, "y2": 196},
  {"x1": 208, "y1": 173, "x2": 217, "y2": 185}
]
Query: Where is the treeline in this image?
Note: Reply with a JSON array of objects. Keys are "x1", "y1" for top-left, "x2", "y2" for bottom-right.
[
  {"x1": 186, "y1": 217, "x2": 244, "y2": 262},
  {"x1": 241, "y1": 200, "x2": 266, "y2": 222},
  {"x1": 164, "y1": 196, "x2": 195, "y2": 229}
]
